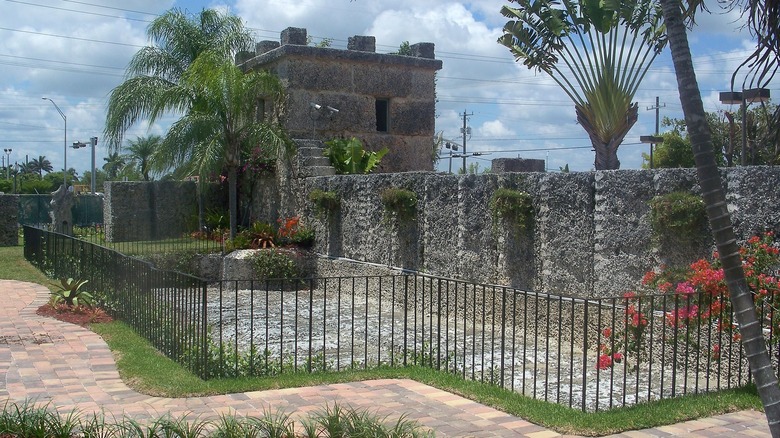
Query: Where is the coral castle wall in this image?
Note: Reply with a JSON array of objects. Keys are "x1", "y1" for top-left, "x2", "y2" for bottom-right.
[{"x1": 286, "y1": 167, "x2": 780, "y2": 298}]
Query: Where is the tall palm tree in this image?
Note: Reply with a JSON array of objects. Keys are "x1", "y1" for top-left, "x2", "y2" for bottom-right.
[
  {"x1": 104, "y1": 8, "x2": 253, "y2": 149},
  {"x1": 28, "y1": 155, "x2": 53, "y2": 178},
  {"x1": 126, "y1": 135, "x2": 163, "y2": 181},
  {"x1": 102, "y1": 152, "x2": 126, "y2": 180},
  {"x1": 499, "y1": 0, "x2": 666, "y2": 169},
  {"x1": 658, "y1": 0, "x2": 780, "y2": 432},
  {"x1": 156, "y1": 50, "x2": 291, "y2": 238}
]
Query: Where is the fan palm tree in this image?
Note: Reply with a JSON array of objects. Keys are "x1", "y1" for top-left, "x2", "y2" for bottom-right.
[
  {"x1": 28, "y1": 155, "x2": 53, "y2": 178},
  {"x1": 104, "y1": 8, "x2": 253, "y2": 149},
  {"x1": 126, "y1": 135, "x2": 163, "y2": 181},
  {"x1": 155, "y1": 50, "x2": 291, "y2": 238},
  {"x1": 658, "y1": 0, "x2": 780, "y2": 432},
  {"x1": 499, "y1": 0, "x2": 666, "y2": 169}
]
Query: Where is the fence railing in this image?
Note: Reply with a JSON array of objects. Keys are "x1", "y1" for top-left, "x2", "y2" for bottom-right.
[
  {"x1": 23, "y1": 226, "x2": 211, "y2": 378},
  {"x1": 23, "y1": 226, "x2": 770, "y2": 412}
]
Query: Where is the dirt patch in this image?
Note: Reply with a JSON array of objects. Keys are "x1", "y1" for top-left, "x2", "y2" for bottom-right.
[{"x1": 36, "y1": 303, "x2": 114, "y2": 327}]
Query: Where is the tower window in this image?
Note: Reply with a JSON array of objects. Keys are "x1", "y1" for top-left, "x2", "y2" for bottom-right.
[{"x1": 376, "y1": 99, "x2": 389, "y2": 132}]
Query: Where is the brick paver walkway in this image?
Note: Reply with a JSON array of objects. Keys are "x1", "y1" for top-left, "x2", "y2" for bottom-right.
[{"x1": 0, "y1": 279, "x2": 771, "y2": 437}]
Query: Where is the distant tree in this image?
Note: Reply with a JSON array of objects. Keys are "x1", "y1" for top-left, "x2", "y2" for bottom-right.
[
  {"x1": 103, "y1": 152, "x2": 126, "y2": 180},
  {"x1": 392, "y1": 41, "x2": 413, "y2": 55},
  {"x1": 28, "y1": 156, "x2": 53, "y2": 177},
  {"x1": 125, "y1": 135, "x2": 162, "y2": 181}
]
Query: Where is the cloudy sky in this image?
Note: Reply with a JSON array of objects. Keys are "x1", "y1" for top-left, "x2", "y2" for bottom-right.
[{"x1": 1, "y1": 0, "x2": 777, "y2": 176}]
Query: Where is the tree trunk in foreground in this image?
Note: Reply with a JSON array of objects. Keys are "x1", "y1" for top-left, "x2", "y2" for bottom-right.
[{"x1": 659, "y1": 0, "x2": 780, "y2": 434}]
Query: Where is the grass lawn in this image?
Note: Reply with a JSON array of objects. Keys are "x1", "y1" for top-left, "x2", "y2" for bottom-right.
[{"x1": 0, "y1": 243, "x2": 765, "y2": 436}]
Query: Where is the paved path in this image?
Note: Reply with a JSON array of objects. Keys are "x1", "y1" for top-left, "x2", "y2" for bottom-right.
[{"x1": 0, "y1": 279, "x2": 771, "y2": 437}]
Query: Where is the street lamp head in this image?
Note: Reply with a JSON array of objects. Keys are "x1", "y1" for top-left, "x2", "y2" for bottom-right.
[
  {"x1": 719, "y1": 91, "x2": 743, "y2": 105},
  {"x1": 640, "y1": 135, "x2": 664, "y2": 144},
  {"x1": 743, "y1": 88, "x2": 771, "y2": 103}
]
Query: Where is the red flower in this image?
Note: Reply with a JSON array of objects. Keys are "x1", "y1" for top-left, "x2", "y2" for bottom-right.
[{"x1": 597, "y1": 354, "x2": 613, "y2": 370}]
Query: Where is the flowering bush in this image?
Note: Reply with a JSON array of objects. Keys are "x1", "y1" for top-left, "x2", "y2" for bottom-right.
[
  {"x1": 597, "y1": 231, "x2": 780, "y2": 369},
  {"x1": 597, "y1": 292, "x2": 649, "y2": 370}
]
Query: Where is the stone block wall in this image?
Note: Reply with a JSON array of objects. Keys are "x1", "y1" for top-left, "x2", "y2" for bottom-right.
[
  {"x1": 289, "y1": 167, "x2": 780, "y2": 298},
  {"x1": 0, "y1": 195, "x2": 18, "y2": 246},
  {"x1": 105, "y1": 181, "x2": 200, "y2": 242}
]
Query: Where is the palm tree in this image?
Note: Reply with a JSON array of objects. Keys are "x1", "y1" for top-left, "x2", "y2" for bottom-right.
[
  {"x1": 731, "y1": 0, "x2": 780, "y2": 147},
  {"x1": 104, "y1": 8, "x2": 253, "y2": 148},
  {"x1": 102, "y1": 152, "x2": 126, "y2": 180},
  {"x1": 28, "y1": 155, "x2": 53, "y2": 178},
  {"x1": 658, "y1": 0, "x2": 780, "y2": 432},
  {"x1": 499, "y1": 0, "x2": 666, "y2": 169},
  {"x1": 126, "y1": 135, "x2": 163, "y2": 181},
  {"x1": 155, "y1": 50, "x2": 291, "y2": 238}
]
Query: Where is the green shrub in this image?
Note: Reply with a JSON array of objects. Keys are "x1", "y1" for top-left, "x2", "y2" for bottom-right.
[
  {"x1": 324, "y1": 137, "x2": 388, "y2": 174},
  {"x1": 380, "y1": 188, "x2": 417, "y2": 221},
  {"x1": 649, "y1": 191, "x2": 707, "y2": 240},
  {"x1": 252, "y1": 249, "x2": 302, "y2": 283},
  {"x1": 309, "y1": 189, "x2": 341, "y2": 218},
  {"x1": 489, "y1": 188, "x2": 534, "y2": 231}
]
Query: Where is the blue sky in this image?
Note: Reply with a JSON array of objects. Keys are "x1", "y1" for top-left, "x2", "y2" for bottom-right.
[{"x1": 1, "y1": 0, "x2": 777, "y2": 176}]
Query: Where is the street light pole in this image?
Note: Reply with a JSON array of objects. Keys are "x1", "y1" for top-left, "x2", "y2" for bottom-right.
[
  {"x1": 3, "y1": 149, "x2": 10, "y2": 180},
  {"x1": 42, "y1": 97, "x2": 67, "y2": 188}
]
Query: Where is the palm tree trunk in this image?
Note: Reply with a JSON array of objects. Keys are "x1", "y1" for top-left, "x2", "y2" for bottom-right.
[
  {"x1": 659, "y1": 0, "x2": 780, "y2": 433},
  {"x1": 577, "y1": 104, "x2": 638, "y2": 170},
  {"x1": 228, "y1": 165, "x2": 238, "y2": 239}
]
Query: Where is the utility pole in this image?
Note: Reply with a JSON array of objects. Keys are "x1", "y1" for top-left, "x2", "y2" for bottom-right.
[
  {"x1": 460, "y1": 110, "x2": 472, "y2": 174},
  {"x1": 646, "y1": 97, "x2": 665, "y2": 169}
]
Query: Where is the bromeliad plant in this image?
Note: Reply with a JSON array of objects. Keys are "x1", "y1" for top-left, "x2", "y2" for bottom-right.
[
  {"x1": 51, "y1": 277, "x2": 94, "y2": 307},
  {"x1": 323, "y1": 137, "x2": 389, "y2": 174}
]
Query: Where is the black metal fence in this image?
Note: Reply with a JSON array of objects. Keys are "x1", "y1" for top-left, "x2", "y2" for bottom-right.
[
  {"x1": 18, "y1": 194, "x2": 103, "y2": 227},
  {"x1": 24, "y1": 226, "x2": 211, "y2": 378},
  {"x1": 23, "y1": 226, "x2": 769, "y2": 412}
]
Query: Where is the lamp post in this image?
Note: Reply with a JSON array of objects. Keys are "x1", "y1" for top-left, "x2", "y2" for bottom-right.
[
  {"x1": 719, "y1": 88, "x2": 771, "y2": 166},
  {"x1": 42, "y1": 97, "x2": 67, "y2": 188},
  {"x1": 3, "y1": 148, "x2": 10, "y2": 179},
  {"x1": 640, "y1": 135, "x2": 663, "y2": 169},
  {"x1": 72, "y1": 136, "x2": 97, "y2": 194}
]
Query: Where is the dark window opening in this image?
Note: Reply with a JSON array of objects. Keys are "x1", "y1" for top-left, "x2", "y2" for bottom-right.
[{"x1": 376, "y1": 99, "x2": 389, "y2": 132}]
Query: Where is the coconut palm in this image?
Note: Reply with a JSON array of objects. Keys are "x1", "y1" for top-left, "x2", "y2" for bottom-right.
[
  {"x1": 104, "y1": 8, "x2": 253, "y2": 148},
  {"x1": 155, "y1": 49, "x2": 291, "y2": 238},
  {"x1": 28, "y1": 156, "x2": 53, "y2": 178},
  {"x1": 126, "y1": 135, "x2": 163, "y2": 181},
  {"x1": 658, "y1": 0, "x2": 780, "y2": 432},
  {"x1": 499, "y1": 0, "x2": 666, "y2": 169}
]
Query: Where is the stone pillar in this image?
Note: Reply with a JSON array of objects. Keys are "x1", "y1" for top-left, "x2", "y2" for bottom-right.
[
  {"x1": 411, "y1": 42, "x2": 435, "y2": 59},
  {"x1": 0, "y1": 195, "x2": 18, "y2": 246},
  {"x1": 348, "y1": 35, "x2": 376, "y2": 52},
  {"x1": 281, "y1": 27, "x2": 307, "y2": 45},
  {"x1": 50, "y1": 184, "x2": 74, "y2": 236},
  {"x1": 256, "y1": 40, "x2": 280, "y2": 54}
]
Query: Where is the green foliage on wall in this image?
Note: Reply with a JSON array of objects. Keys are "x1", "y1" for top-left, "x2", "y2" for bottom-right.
[
  {"x1": 309, "y1": 189, "x2": 341, "y2": 218},
  {"x1": 380, "y1": 187, "x2": 417, "y2": 221},
  {"x1": 489, "y1": 188, "x2": 534, "y2": 231},
  {"x1": 649, "y1": 191, "x2": 707, "y2": 241}
]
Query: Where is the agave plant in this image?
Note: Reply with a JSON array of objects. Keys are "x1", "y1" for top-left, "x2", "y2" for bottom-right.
[{"x1": 51, "y1": 277, "x2": 94, "y2": 307}]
